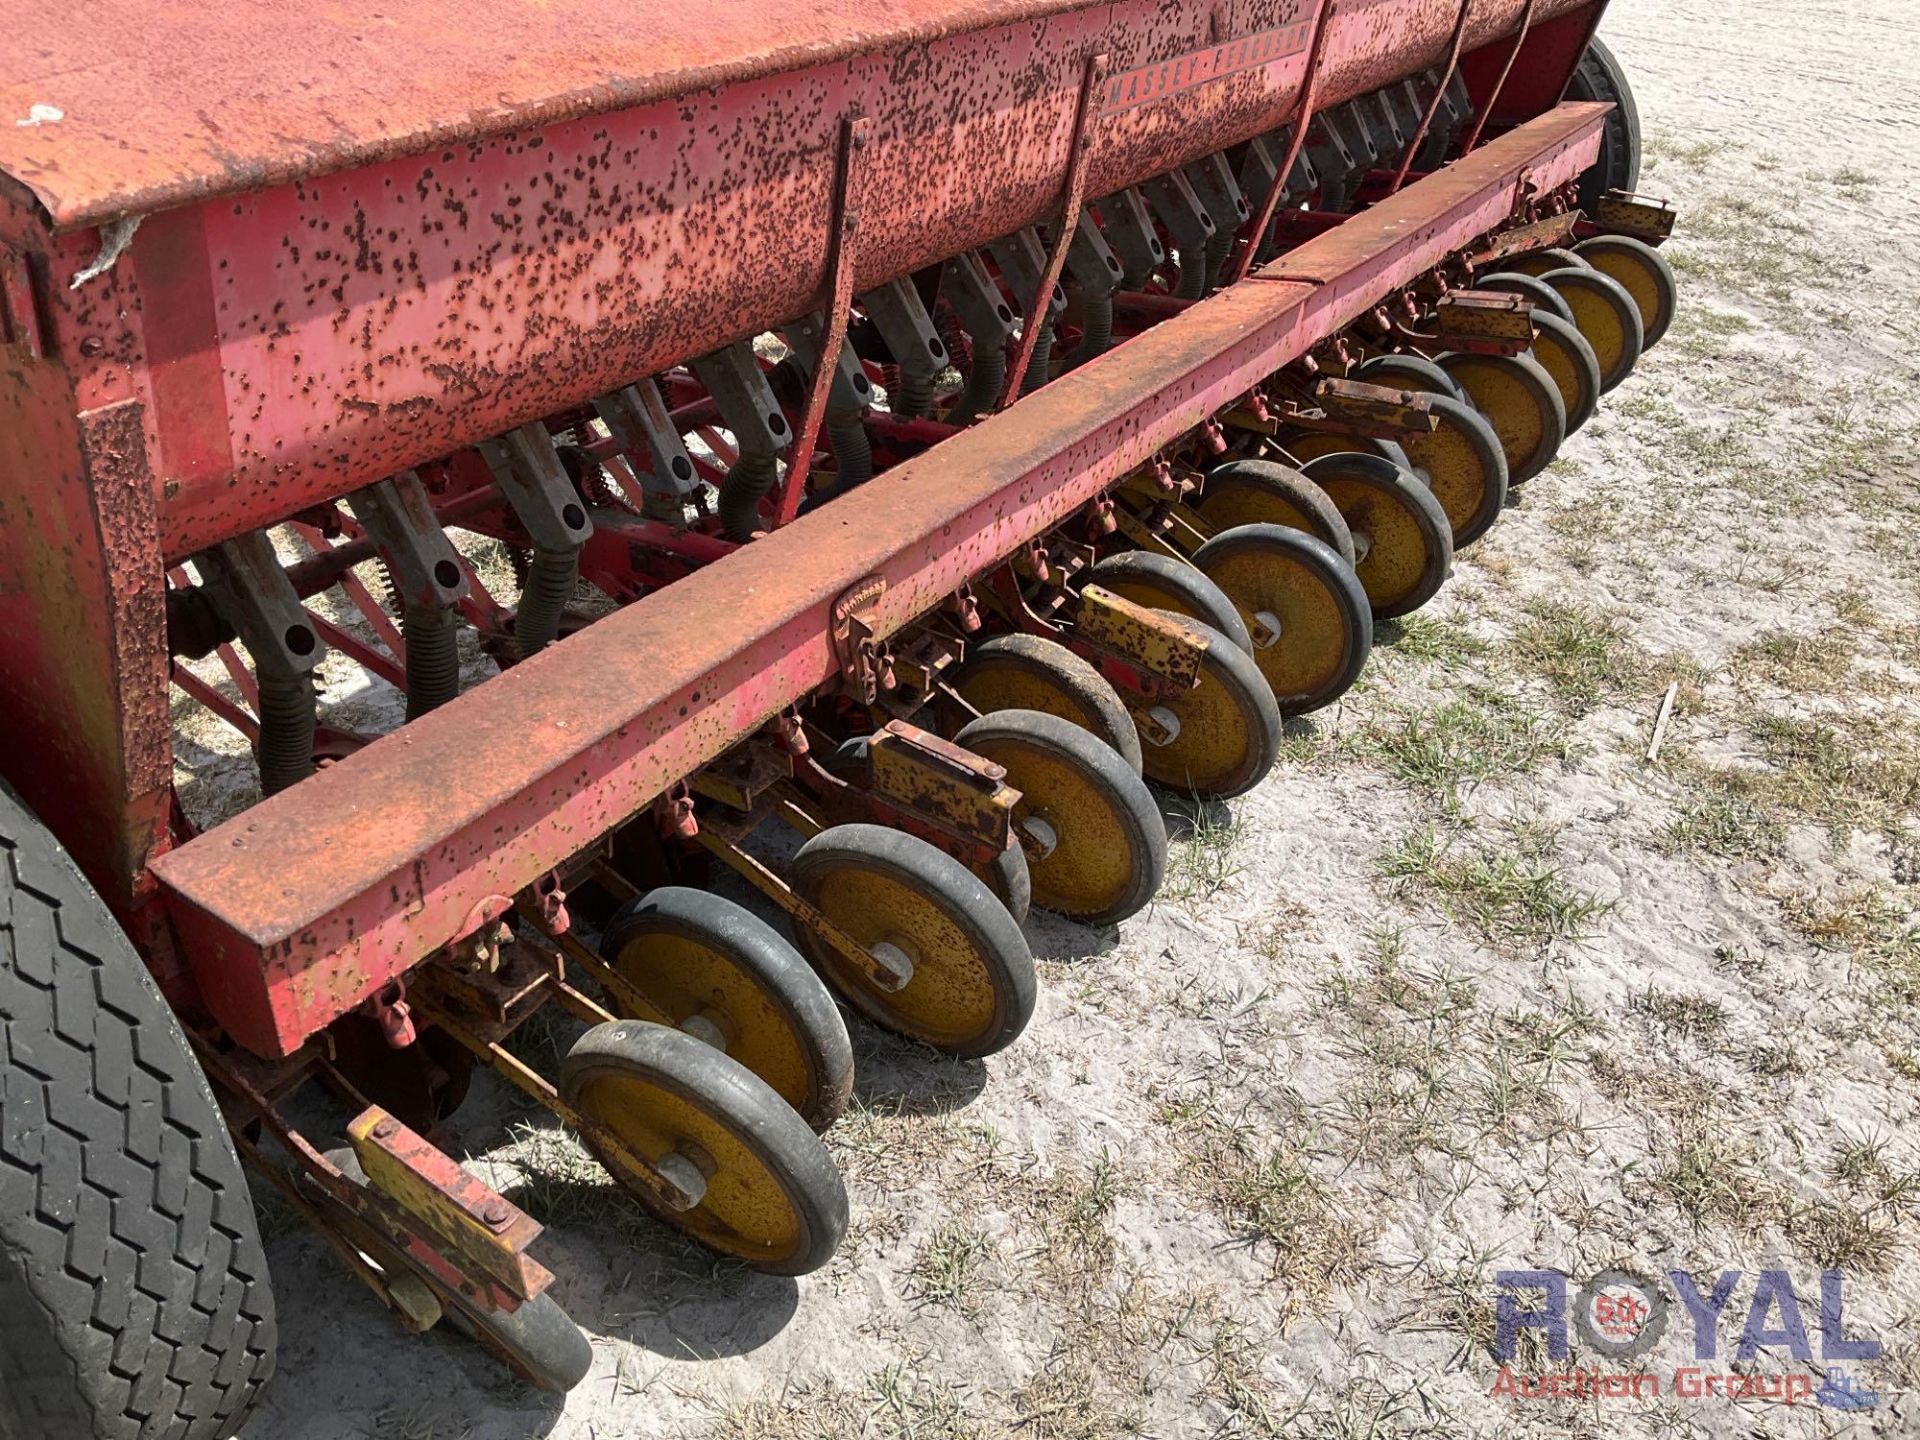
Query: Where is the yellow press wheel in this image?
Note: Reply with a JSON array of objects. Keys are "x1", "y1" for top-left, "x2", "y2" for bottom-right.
[
  {"x1": 1437, "y1": 351, "x2": 1567, "y2": 486},
  {"x1": 1132, "y1": 614, "x2": 1284, "y2": 800},
  {"x1": 1501, "y1": 246, "x2": 1586, "y2": 277},
  {"x1": 1194, "y1": 457, "x2": 1357, "y2": 566},
  {"x1": 1190, "y1": 523, "x2": 1372, "y2": 715},
  {"x1": 955, "y1": 709, "x2": 1167, "y2": 925},
  {"x1": 789, "y1": 824, "x2": 1037, "y2": 1058},
  {"x1": 823, "y1": 732, "x2": 1033, "y2": 924},
  {"x1": 1392, "y1": 392, "x2": 1509, "y2": 547},
  {"x1": 599, "y1": 887, "x2": 855, "y2": 1130},
  {"x1": 559, "y1": 1021, "x2": 849, "y2": 1274},
  {"x1": 1084, "y1": 549, "x2": 1252, "y2": 653},
  {"x1": 1528, "y1": 311, "x2": 1603, "y2": 436},
  {"x1": 1537, "y1": 266, "x2": 1644, "y2": 391},
  {"x1": 1300, "y1": 452, "x2": 1453, "y2": 618},
  {"x1": 949, "y1": 633, "x2": 1143, "y2": 773},
  {"x1": 1574, "y1": 234, "x2": 1677, "y2": 349},
  {"x1": 1275, "y1": 430, "x2": 1411, "y2": 473}
]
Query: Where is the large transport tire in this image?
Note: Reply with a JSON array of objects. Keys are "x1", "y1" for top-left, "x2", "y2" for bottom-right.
[
  {"x1": 0, "y1": 784, "x2": 276, "y2": 1440},
  {"x1": 1568, "y1": 37, "x2": 1642, "y2": 215}
]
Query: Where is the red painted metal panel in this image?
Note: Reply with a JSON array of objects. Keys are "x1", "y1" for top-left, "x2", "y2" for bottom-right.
[
  {"x1": 14, "y1": 0, "x2": 1588, "y2": 563},
  {"x1": 148, "y1": 103, "x2": 1609, "y2": 1058}
]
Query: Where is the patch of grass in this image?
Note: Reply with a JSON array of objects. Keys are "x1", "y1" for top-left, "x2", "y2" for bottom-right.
[
  {"x1": 1374, "y1": 612, "x2": 1488, "y2": 668},
  {"x1": 1780, "y1": 888, "x2": 1920, "y2": 1001},
  {"x1": 1379, "y1": 820, "x2": 1613, "y2": 954},
  {"x1": 1786, "y1": 1202, "x2": 1900, "y2": 1274},
  {"x1": 1160, "y1": 796, "x2": 1244, "y2": 903},
  {"x1": 1320, "y1": 938, "x2": 1481, "y2": 1168},
  {"x1": 1663, "y1": 790, "x2": 1785, "y2": 859},
  {"x1": 907, "y1": 1221, "x2": 996, "y2": 1314},
  {"x1": 1630, "y1": 987, "x2": 1730, "y2": 1045},
  {"x1": 1644, "y1": 133, "x2": 1731, "y2": 167},
  {"x1": 1730, "y1": 627, "x2": 1861, "y2": 695},
  {"x1": 1355, "y1": 687, "x2": 1572, "y2": 805},
  {"x1": 1689, "y1": 708, "x2": 1920, "y2": 844},
  {"x1": 1170, "y1": 1110, "x2": 1375, "y2": 1299},
  {"x1": 1647, "y1": 1123, "x2": 1786, "y2": 1233},
  {"x1": 1028, "y1": 1151, "x2": 1124, "y2": 1289},
  {"x1": 1210, "y1": 1136, "x2": 1375, "y2": 1294},
  {"x1": 1821, "y1": 165, "x2": 1878, "y2": 200},
  {"x1": 1666, "y1": 305, "x2": 1757, "y2": 361},
  {"x1": 1509, "y1": 599, "x2": 1646, "y2": 712}
]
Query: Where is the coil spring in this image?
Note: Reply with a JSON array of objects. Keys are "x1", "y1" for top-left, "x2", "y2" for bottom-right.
[
  {"x1": 826, "y1": 415, "x2": 873, "y2": 492},
  {"x1": 256, "y1": 673, "x2": 317, "y2": 797},
  {"x1": 1020, "y1": 325, "x2": 1054, "y2": 396},
  {"x1": 402, "y1": 604, "x2": 461, "y2": 718},
  {"x1": 514, "y1": 547, "x2": 577, "y2": 658},
  {"x1": 718, "y1": 450, "x2": 779, "y2": 542}
]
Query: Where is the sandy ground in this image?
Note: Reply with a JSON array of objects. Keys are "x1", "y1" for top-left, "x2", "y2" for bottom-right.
[{"x1": 223, "y1": 2, "x2": 1920, "y2": 1435}]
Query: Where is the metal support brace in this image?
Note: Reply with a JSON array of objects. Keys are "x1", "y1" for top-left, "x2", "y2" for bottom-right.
[
  {"x1": 1389, "y1": 0, "x2": 1475, "y2": 194},
  {"x1": 775, "y1": 114, "x2": 869, "y2": 527},
  {"x1": 1235, "y1": 0, "x2": 1337, "y2": 284},
  {"x1": 999, "y1": 50, "x2": 1106, "y2": 404},
  {"x1": 1462, "y1": 0, "x2": 1539, "y2": 154}
]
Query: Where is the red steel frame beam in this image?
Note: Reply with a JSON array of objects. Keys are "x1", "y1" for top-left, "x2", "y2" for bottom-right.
[{"x1": 149, "y1": 102, "x2": 1609, "y2": 1059}]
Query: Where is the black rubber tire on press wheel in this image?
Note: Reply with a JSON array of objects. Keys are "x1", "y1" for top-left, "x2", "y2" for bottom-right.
[
  {"x1": 789, "y1": 825, "x2": 1038, "y2": 1060},
  {"x1": 955, "y1": 710, "x2": 1168, "y2": 926},
  {"x1": 948, "y1": 634, "x2": 1145, "y2": 775},
  {"x1": 559, "y1": 1021, "x2": 849, "y2": 1275},
  {"x1": 0, "y1": 783, "x2": 276, "y2": 1440},
  {"x1": 1567, "y1": 36, "x2": 1642, "y2": 215},
  {"x1": 600, "y1": 885, "x2": 856, "y2": 1130}
]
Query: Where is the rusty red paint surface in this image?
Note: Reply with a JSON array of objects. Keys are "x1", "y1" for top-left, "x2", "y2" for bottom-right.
[
  {"x1": 147, "y1": 103, "x2": 1607, "y2": 1058},
  {"x1": 12, "y1": 0, "x2": 1585, "y2": 564}
]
